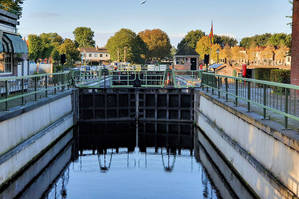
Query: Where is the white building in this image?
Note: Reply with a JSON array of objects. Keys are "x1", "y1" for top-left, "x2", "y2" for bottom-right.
[
  {"x1": 79, "y1": 47, "x2": 110, "y2": 65},
  {"x1": 0, "y1": 8, "x2": 28, "y2": 77}
]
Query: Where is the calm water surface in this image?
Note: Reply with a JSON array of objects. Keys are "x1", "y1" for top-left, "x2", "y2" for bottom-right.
[{"x1": 1, "y1": 122, "x2": 246, "y2": 199}]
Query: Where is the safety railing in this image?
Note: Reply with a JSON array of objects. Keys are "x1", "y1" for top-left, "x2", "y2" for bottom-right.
[
  {"x1": 172, "y1": 70, "x2": 202, "y2": 88},
  {"x1": 109, "y1": 70, "x2": 137, "y2": 88},
  {"x1": 201, "y1": 72, "x2": 299, "y2": 130},
  {"x1": 74, "y1": 70, "x2": 102, "y2": 87},
  {"x1": 138, "y1": 70, "x2": 166, "y2": 88},
  {"x1": 0, "y1": 72, "x2": 72, "y2": 112}
]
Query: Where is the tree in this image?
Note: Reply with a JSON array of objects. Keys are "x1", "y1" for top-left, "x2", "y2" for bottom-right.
[
  {"x1": 240, "y1": 34, "x2": 272, "y2": 49},
  {"x1": 73, "y1": 27, "x2": 96, "y2": 48},
  {"x1": 210, "y1": 44, "x2": 221, "y2": 63},
  {"x1": 195, "y1": 36, "x2": 211, "y2": 60},
  {"x1": 240, "y1": 37, "x2": 253, "y2": 49},
  {"x1": 261, "y1": 46, "x2": 275, "y2": 65},
  {"x1": 138, "y1": 29, "x2": 171, "y2": 60},
  {"x1": 267, "y1": 33, "x2": 290, "y2": 48},
  {"x1": 170, "y1": 46, "x2": 177, "y2": 58},
  {"x1": 275, "y1": 46, "x2": 289, "y2": 65},
  {"x1": 247, "y1": 45, "x2": 257, "y2": 63},
  {"x1": 106, "y1": 28, "x2": 147, "y2": 64},
  {"x1": 220, "y1": 45, "x2": 232, "y2": 64},
  {"x1": 58, "y1": 39, "x2": 80, "y2": 65},
  {"x1": 231, "y1": 46, "x2": 241, "y2": 62},
  {"x1": 177, "y1": 30, "x2": 205, "y2": 55},
  {"x1": 28, "y1": 34, "x2": 43, "y2": 63},
  {"x1": 0, "y1": 0, "x2": 24, "y2": 17},
  {"x1": 214, "y1": 35, "x2": 238, "y2": 47}
]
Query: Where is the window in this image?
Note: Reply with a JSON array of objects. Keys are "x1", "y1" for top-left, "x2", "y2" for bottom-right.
[
  {"x1": 100, "y1": 54, "x2": 103, "y2": 57},
  {"x1": 106, "y1": 54, "x2": 108, "y2": 57},
  {"x1": 89, "y1": 54, "x2": 92, "y2": 57},
  {"x1": 0, "y1": 53, "x2": 12, "y2": 73},
  {"x1": 94, "y1": 53, "x2": 98, "y2": 57}
]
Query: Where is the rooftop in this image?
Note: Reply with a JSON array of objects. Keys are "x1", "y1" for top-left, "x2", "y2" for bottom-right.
[{"x1": 79, "y1": 47, "x2": 108, "y2": 53}]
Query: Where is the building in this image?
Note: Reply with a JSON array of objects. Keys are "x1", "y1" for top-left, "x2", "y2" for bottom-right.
[
  {"x1": 79, "y1": 47, "x2": 111, "y2": 65},
  {"x1": 0, "y1": 8, "x2": 28, "y2": 77}
]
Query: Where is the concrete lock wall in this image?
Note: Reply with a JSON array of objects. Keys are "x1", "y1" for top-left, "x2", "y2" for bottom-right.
[
  {"x1": 196, "y1": 93, "x2": 299, "y2": 199},
  {"x1": 0, "y1": 94, "x2": 74, "y2": 186}
]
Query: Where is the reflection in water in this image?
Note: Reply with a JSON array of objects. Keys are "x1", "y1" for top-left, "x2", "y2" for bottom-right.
[{"x1": 0, "y1": 122, "x2": 250, "y2": 199}]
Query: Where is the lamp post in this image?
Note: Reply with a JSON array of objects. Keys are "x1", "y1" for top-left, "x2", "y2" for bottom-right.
[{"x1": 216, "y1": 48, "x2": 220, "y2": 64}]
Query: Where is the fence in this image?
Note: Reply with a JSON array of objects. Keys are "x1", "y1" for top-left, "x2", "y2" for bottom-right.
[
  {"x1": 0, "y1": 72, "x2": 72, "y2": 111},
  {"x1": 201, "y1": 72, "x2": 299, "y2": 130}
]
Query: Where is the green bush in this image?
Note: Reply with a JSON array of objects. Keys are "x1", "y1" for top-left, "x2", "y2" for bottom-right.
[
  {"x1": 270, "y1": 69, "x2": 290, "y2": 94},
  {"x1": 270, "y1": 69, "x2": 290, "y2": 84},
  {"x1": 254, "y1": 68, "x2": 271, "y2": 81}
]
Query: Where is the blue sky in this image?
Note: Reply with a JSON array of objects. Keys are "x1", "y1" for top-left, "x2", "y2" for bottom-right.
[{"x1": 18, "y1": 0, "x2": 292, "y2": 46}]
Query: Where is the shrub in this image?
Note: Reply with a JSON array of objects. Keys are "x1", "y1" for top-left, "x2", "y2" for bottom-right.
[{"x1": 270, "y1": 69, "x2": 290, "y2": 84}]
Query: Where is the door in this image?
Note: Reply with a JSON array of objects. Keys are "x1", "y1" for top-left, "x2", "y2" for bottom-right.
[{"x1": 191, "y1": 58, "x2": 197, "y2": 70}]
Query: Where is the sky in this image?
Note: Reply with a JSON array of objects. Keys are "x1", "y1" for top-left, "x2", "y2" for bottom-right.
[{"x1": 18, "y1": 0, "x2": 292, "y2": 47}]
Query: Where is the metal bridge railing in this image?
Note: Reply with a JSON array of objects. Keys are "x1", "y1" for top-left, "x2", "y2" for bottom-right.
[
  {"x1": 172, "y1": 70, "x2": 202, "y2": 88},
  {"x1": 0, "y1": 72, "x2": 72, "y2": 112},
  {"x1": 201, "y1": 72, "x2": 299, "y2": 130}
]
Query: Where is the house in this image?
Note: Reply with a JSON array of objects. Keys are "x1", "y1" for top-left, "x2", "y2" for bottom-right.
[
  {"x1": 173, "y1": 47, "x2": 200, "y2": 70},
  {"x1": 0, "y1": 8, "x2": 28, "y2": 77},
  {"x1": 79, "y1": 47, "x2": 111, "y2": 65}
]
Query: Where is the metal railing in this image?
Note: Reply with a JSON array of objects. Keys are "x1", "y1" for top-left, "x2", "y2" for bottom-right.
[
  {"x1": 0, "y1": 72, "x2": 72, "y2": 111},
  {"x1": 172, "y1": 70, "x2": 202, "y2": 88},
  {"x1": 201, "y1": 72, "x2": 299, "y2": 130}
]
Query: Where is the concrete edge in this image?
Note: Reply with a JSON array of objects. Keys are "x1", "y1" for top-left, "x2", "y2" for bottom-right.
[
  {"x1": 198, "y1": 91, "x2": 299, "y2": 152},
  {"x1": 196, "y1": 110, "x2": 298, "y2": 199},
  {"x1": 0, "y1": 131, "x2": 73, "y2": 198},
  {"x1": 0, "y1": 113, "x2": 73, "y2": 165},
  {"x1": 0, "y1": 90, "x2": 74, "y2": 123},
  {"x1": 0, "y1": 113, "x2": 74, "y2": 190}
]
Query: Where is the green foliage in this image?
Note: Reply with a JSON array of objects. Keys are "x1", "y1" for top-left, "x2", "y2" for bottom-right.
[
  {"x1": 58, "y1": 39, "x2": 80, "y2": 65},
  {"x1": 28, "y1": 34, "x2": 43, "y2": 62},
  {"x1": 40, "y1": 33, "x2": 63, "y2": 59},
  {"x1": 177, "y1": 30, "x2": 205, "y2": 55},
  {"x1": 270, "y1": 69, "x2": 290, "y2": 84},
  {"x1": 170, "y1": 46, "x2": 177, "y2": 57},
  {"x1": 195, "y1": 36, "x2": 211, "y2": 59},
  {"x1": 214, "y1": 35, "x2": 238, "y2": 47},
  {"x1": 106, "y1": 28, "x2": 147, "y2": 64},
  {"x1": 240, "y1": 33, "x2": 291, "y2": 49},
  {"x1": 270, "y1": 69, "x2": 290, "y2": 93},
  {"x1": 139, "y1": 29, "x2": 171, "y2": 60},
  {"x1": 0, "y1": 0, "x2": 24, "y2": 17},
  {"x1": 254, "y1": 68, "x2": 272, "y2": 81},
  {"x1": 267, "y1": 33, "x2": 291, "y2": 48},
  {"x1": 73, "y1": 27, "x2": 95, "y2": 48}
]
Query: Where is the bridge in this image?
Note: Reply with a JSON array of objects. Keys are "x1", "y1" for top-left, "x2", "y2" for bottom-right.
[{"x1": 0, "y1": 69, "x2": 298, "y2": 198}]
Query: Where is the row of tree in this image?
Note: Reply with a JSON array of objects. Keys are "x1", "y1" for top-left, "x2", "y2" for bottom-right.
[
  {"x1": 240, "y1": 33, "x2": 291, "y2": 49},
  {"x1": 194, "y1": 36, "x2": 290, "y2": 66},
  {"x1": 106, "y1": 28, "x2": 172, "y2": 63},
  {"x1": 28, "y1": 27, "x2": 96, "y2": 65}
]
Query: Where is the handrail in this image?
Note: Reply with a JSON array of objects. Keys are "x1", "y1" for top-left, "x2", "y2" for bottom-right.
[
  {"x1": 0, "y1": 72, "x2": 70, "y2": 81},
  {"x1": 200, "y1": 72, "x2": 299, "y2": 130},
  {"x1": 202, "y1": 72, "x2": 299, "y2": 90}
]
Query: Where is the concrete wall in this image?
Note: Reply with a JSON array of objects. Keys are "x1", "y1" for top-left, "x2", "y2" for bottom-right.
[
  {"x1": 0, "y1": 93, "x2": 74, "y2": 186},
  {"x1": 195, "y1": 92, "x2": 299, "y2": 199}
]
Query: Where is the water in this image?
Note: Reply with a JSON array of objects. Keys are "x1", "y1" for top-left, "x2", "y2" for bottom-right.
[{"x1": 0, "y1": 122, "x2": 253, "y2": 199}]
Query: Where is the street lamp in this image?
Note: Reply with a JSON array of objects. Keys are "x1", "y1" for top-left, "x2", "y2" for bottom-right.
[{"x1": 216, "y1": 48, "x2": 220, "y2": 64}]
